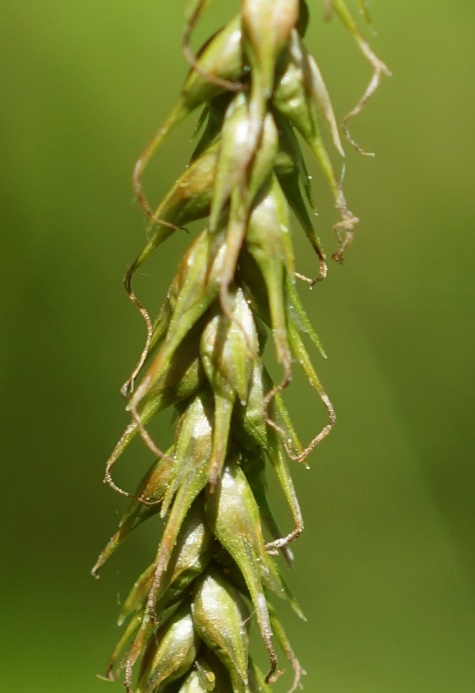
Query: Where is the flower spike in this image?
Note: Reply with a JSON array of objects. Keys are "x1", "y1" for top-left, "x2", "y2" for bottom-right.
[{"x1": 96, "y1": 1, "x2": 387, "y2": 689}]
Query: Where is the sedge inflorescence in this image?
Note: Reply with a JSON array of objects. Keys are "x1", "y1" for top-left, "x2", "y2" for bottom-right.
[{"x1": 93, "y1": 1, "x2": 388, "y2": 691}]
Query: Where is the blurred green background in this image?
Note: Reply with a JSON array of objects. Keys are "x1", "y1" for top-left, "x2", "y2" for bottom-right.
[{"x1": 1, "y1": 1, "x2": 474, "y2": 691}]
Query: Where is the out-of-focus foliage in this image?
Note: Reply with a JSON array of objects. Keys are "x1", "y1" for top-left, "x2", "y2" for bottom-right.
[{"x1": 1, "y1": 1, "x2": 474, "y2": 691}]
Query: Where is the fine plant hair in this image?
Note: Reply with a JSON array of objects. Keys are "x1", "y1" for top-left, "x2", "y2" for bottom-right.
[{"x1": 93, "y1": 1, "x2": 389, "y2": 691}]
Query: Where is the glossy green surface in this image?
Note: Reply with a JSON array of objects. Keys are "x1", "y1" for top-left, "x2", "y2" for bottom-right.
[{"x1": 1, "y1": 1, "x2": 474, "y2": 691}]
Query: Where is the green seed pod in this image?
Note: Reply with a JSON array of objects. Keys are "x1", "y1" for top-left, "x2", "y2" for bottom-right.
[
  {"x1": 273, "y1": 30, "x2": 341, "y2": 166},
  {"x1": 231, "y1": 361, "x2": 288, "y2": 454},
  {"x1": 242, "y1": 0, "x2": 299, "y2": 155},
  {"x1": 209, "y1": 92, "x2": 278, "y2": 234},
  {"x1": 122, "y1": 266, "x2": 205, "y2": 399},
  {"x1": 212, "y1": 96, "x2": 279, "y2": 309},
  {"x1": 209, "y1": 458, "x2": 304, "y2": 619},
  {"x1": 243, "y1": 174, "x2": 294, "y2": 381},
  {"x1": 233, "y1": 361, "x2": 266, "y2": 451},
  {"x1": 242, "y1": 0, "x2": 298, "y2": 94},
  {"x1": 108, "y1": 324, "x2": 204, "y2": 497},
  {"x1": 200, "y1": 287, "x2": 257, "y2": 404},
  {"x1": 134, "y1": 257, "x2": 207, "y2": 381},
  {"x1": 118, "y1": 501, "x2": 213, "y2": 626},
  {"x1": 200, "y1": 286, "x2": 258, "y2": 484},
  {"x1": 160, "y1": 504, "x2": 213, "y2": 606},
  {"x1": 144, "y1": 392, "x2": 214, "y2": 614},
  {"x1": 137, "y1": 604, "x2": 200, "y2": 692},
  {"x1": 92, "y1": 451, "x2": 174, "y2": 576},
  {"x1": 128, "y1": 135, "x2": 221, "y2": 288},
  {"x1": 161, "y1": 390, "x2": 214, "y2": 515},
  {"x1": 272, "y1": 31, "x2": 355, "y2": 251},
  {"x1": 135, "y1": 320, "x2": 206, "y2": 411},
  {"x1": 192, "y1": 568, "x2": 250, "y2": 691},
  {"x1": 129, "y1": 226, "x2": 227, "y2": 413},
  {"x1": 246, "y1": 110, "x2": 280, "y2": 203},
  {"x1": 205, "y1": 457, "x2": 277, "y2": 679},
  {"x1": 234, "y1": 363, "x2": 304, "y2": 556},
  {"x1": 134, "y1": 14, "x2": 245, "y2": 216},
  {"x1": 179, "y1": 14, "x2": 244, "y2": 107},
  {"x1": 205, "y1": 457, "x2": 269, "y2": 576}
]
